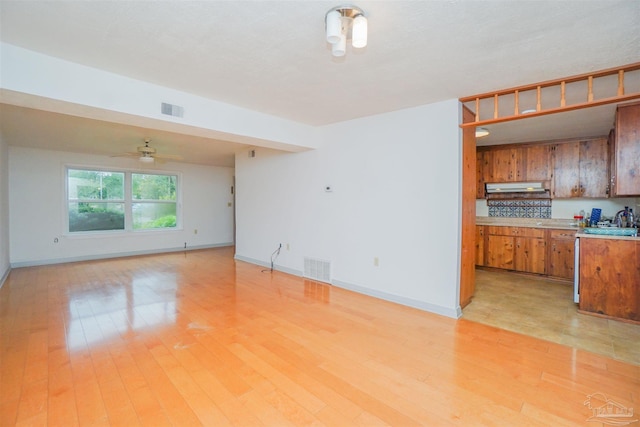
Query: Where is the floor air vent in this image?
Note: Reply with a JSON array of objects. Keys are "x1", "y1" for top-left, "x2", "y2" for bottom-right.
[{"x1": 303, "y1": 257, "x2": 331, "y2": 284}]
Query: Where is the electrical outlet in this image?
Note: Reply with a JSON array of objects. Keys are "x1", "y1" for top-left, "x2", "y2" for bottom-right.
[
  {"x1": 194, "y1": 229, "x2": 198, "y2": 234},
  {"x1": 286, "y1": 243, "x2": 290, "y2": 251},
  {"x1": 374, "y1": 257, "x2": 379, "y2": 267}
]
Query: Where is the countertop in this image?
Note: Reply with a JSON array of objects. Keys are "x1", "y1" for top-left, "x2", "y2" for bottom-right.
[
  {"x1": 475, "y1": 217, "x2": 639, "y2": 240},
  {"x1": 475, "y1": 217, "x2": 579, "y2": 230},
  {"x1": 575, "y1": 230, "x2": 639, "y2": 241}
]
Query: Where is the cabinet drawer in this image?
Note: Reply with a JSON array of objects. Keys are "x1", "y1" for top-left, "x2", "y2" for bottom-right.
[
  {"x1": 517, "y1": 227, "x2": 545, "y2": 238},
  {"x1": 486, "y1": 226, "x2": 514, "y2": 236},
  {"x1": 549, "y1": 229, "x2": 577, "y2": 240},
  {"x1": 486, "y1": 226, "x2": 544, "y2": 238}
]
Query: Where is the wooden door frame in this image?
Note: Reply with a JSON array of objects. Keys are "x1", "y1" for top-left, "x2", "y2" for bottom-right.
[{"x1": 459, "y1": 106, "x2": 476, "y2": 308}]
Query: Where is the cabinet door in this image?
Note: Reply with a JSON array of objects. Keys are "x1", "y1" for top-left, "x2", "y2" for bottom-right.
[
  {"x1": 487, "y1": 148, "x2": 524, "y2": 182},
  {"x1": 486, "y1": 235, "x2": 514, "y2": 270},
  {"x1": 608, "y1": 129, "x2": 617, "y2": 197},
  {"x1": 579, "y1": 239, "x2": 640, "y2": 321},
  {"x1": 515, "y1": 237, "x2": 546, "y2": 274},
  {"x1": 553, "y1": 142, "x2": 580, "y2": 198},
  {"x1": 580, "y1": 138, "x2": 609, "y2": 198},
  {"x1": 614, "y1": 103, "x2": 640, "y2": 196},
  {"x1": 475, "y1": 226, "x2": 485, "y2": 266},
  {"x1": 548, "y1": 236, "x2": 574, "y2": 280},
  {"x1": 524, "y1": 145, "x2": 551, "y2": 182}
]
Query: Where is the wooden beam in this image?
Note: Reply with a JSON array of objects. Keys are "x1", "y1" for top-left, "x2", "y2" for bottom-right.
[
  {"x1": 460, "y1": 62, "x2": 640, "y2": 103},
  {"x1": 460, "y1": 92, "x2": 640, "y2": 128}
]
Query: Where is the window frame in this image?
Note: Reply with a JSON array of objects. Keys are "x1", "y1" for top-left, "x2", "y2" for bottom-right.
[
  {"x1": 65, "y1": 165, "x2": 182, "y2": 235},
  {"x1": 131, "y1": 172, "x2": 179, "y2": 231}
]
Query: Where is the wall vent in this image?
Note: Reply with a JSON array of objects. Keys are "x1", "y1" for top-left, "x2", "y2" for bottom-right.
[
  {"x1": 161, "y1": 102, "x2": 184, "y2": 118},
  {"x1": 303, "y1": 257, "x2": 331, "y2": 284}
]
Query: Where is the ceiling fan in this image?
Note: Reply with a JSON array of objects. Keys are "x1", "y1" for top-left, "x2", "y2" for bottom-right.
[{"x1": 113, "y1": 138, "x2": 182, "y2": 163}]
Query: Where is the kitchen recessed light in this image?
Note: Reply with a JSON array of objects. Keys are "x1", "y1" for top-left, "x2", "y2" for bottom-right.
[{"x1": 476, "y1": 127, "x2": 490, "y2": 138}]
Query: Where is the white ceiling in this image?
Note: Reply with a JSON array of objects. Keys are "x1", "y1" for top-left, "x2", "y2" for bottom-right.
[{"x1": 1, "y1": 0, "x2": 638, "y2": 165}]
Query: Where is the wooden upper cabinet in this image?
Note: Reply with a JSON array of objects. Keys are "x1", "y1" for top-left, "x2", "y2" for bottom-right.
[
  {"x1": 552, "y1": 138, "x2": 608, "y2": 198},
  {"x1": 523, "y1": 145, "x2": 552, "y2": 181},
  {"x1": 485, "y1": 148, "x2": 525, "y2": 183},
  {"x1": 477, "y1": 144, "x2": 553, "y2": 188},
  {"x1": 552, "y1": 142, "x2": 580, "y2": 197},
  {"x1": 579, "y1": 138, "x2": 609, "y2": 197},
  {"x1": 612, "y1": 102, "x2": 640, "y2": 196}
]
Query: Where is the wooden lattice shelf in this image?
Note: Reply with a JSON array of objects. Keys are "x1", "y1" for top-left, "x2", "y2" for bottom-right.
[{"x1": 460, "y1": 62, "x2": 640, "y2": 127}]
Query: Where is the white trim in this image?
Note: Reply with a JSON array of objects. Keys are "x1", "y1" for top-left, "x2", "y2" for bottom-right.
[
  {"x1": 0, "y1": 266, "x2": 10, "y2": 289},
  {"x1": 233, "y1": 254, "x2": 303, "y2": 276},
  {"x1": 332, "y1": 279, "x2": 462, "y2": 319},
  {"x1": 10, "y1": 243, "x2": 233, "y2": 268},
  {"x1": 234, "y1": 255, "x2": 462, "y2": 319}
]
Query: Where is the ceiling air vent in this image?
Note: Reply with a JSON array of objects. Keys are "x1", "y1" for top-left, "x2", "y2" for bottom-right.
[{"x1": 161, "y1": 102, "x2": 184, "y2": 118}]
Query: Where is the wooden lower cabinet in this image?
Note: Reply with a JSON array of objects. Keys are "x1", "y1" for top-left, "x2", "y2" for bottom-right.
[
  {"x1": 486, "y1": 234, "x2": 514, "y2": 270},
  {"x1": 547, "y1": 229, "x2": 576, "y2": 280},
  {"x1": 515, "y1": 236, "x2": 546, "y2": 274},
  {"x1": 579, "y1": 237, "x2": 640, "y2": 322},
  {"x1": 484, "y1": 226, "x2": 546, "y2": 274},
  {"x1": 475, "y1": 225, "x2": 484, "y2": 266},
  {"x1": 478, "y1": 225, "x2": 578, "y2": 279}
]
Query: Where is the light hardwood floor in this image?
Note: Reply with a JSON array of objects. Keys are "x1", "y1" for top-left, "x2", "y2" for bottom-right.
[{"x1": 1, "y1": 247, "x2": 638, "y2": 426}]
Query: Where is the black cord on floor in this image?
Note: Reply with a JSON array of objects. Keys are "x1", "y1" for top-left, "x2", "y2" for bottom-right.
[{"x1": 261, "y1": 244, "x2": 282, "y2": 273}]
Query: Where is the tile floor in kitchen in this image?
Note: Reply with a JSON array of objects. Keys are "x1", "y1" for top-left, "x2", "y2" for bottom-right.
[{"x1": 462, "y1": 269, "x2": 640, "y2": 366}]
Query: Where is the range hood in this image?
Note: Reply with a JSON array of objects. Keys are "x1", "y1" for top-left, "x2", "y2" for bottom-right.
[{"x1": 485, "y1": 182, "x2": 547, "y2": 194}]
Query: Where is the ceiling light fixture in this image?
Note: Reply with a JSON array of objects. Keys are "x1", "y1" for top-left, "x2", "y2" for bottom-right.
[
  {"x1": 139, "y1": 154, "x2": 154, "y2": 163},
  {"x1": 475, "y1": 127, "x2": 490, "y2": 138},
  {"x1": 325, "y1": 5, "x2": 367, "y2": 57}
]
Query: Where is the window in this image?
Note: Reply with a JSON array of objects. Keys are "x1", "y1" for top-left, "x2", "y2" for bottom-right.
[
  {"x1": 67, "y1": 168, "x2": 179, "y2": 233},
  {"x1": 132, "y1": 173, "x2": 177, "y2": 230},
  {"x1": 68, "y1": 169, "x2": 125, "y2": 232}
]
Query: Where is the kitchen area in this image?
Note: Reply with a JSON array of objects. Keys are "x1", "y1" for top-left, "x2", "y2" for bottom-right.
[{"x1": 463, "y1": 101, "x2": 640, "y2": 365}]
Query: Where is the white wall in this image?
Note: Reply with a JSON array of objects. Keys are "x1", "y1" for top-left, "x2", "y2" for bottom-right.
[
  {"x1": 0, "y1": 132, "x2": 10, "y2": 286},
  {"x1": 9, "y1": 146, "x2": 234, "y2": 266},
  {"x1": 551, "y1": 198, "x2": 639, "y2": 220},
  {"x1": 1, "y1": 43, "x2": 319, "y2": 153},
  {"x1": 235, "y1": 99, "x2": 462, "y2": 318}
]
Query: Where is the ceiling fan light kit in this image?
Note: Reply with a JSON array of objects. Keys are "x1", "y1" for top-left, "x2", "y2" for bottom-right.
[
  {"x1": 325, "y1": 5, "x2": 367, "y2": 58},
  {"x1": 112, "y1": 138, "x2": 183, "y2": 163}
]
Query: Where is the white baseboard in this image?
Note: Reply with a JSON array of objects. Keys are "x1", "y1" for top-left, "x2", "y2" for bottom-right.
[
  {"x1": 332, "y1": 279, "x2": 462, "y2": 319},
  {"x1": 10, "y1": 243, "x2": 234, "y2": 268},
  {"x1": 0, "y1": 265, "x2": 10, "y2": 289},
  {"x1": 233, "y1": 254, "x2": 303, "y2": 277},
  {"x1": 233, "y1": 255, "x2": 461, "y2": 319}
]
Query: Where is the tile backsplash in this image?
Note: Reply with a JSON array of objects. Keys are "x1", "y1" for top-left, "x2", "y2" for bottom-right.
[{"x1": 488, "y1": 199, "x2": 551, "y2": 219}]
